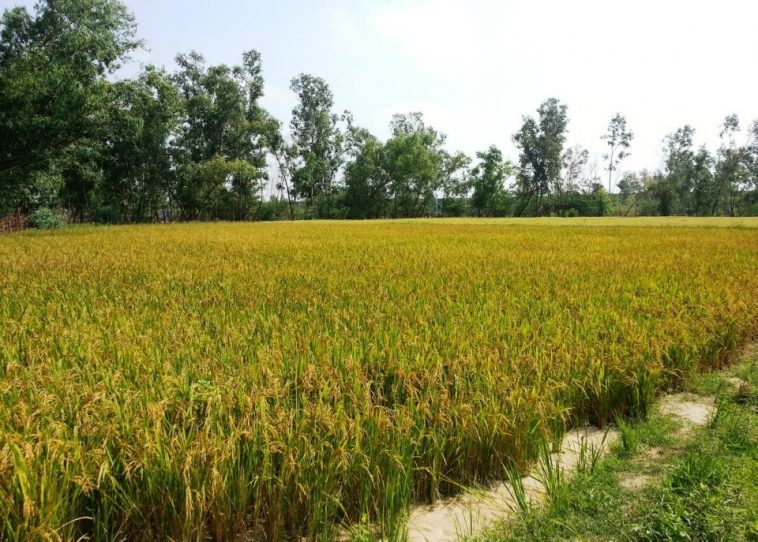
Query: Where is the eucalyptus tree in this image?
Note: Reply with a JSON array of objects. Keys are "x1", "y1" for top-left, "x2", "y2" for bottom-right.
[
  {"x1": 384, "y1": 113, "x2": 447, "y2": 218},
  {"x1": 747, "y1": 120, "x2": 758, "y2": 196},
  {"x1": 601, "y1": 114, "x2": 633, "y2": 194},
  {"x1": 513, "y1": 98, "x2": 568, "y2": 216},
  {"x1": 268, "y1": 125, "x2": 297, "y2": 220},
  {"x1": 97, "y1": 67, "x2": 182, "y2": 222},
  {"x1": 712, "y1": 114, "x2": 747, "y2": 216},
  {"x1": 288, "y1": 74, "x2": 343, "y2": 217},
  {"x1": 557, "y1": 145, "x2": 589, "y2": 214},
  {"x1": 690, "y1": 147, "x2": 715, "y2": 216},
  {"x1": 0, "y1": 0, "x2": 140, "y2": 213},
  {"x1": 470, "y1": 146, "x2": 509, "y2": 216},
  {"x1": 437, "y1": 150, "x2": 471, "y2": 216},
  {"x1": 172, "y1": 50, "x2": 279, "y2": 220},
  {"x1": 661, "y1": 125, "x2": 695, "y2": 214},
  {"x1": 342, "y1": 116, "x2": 390, "y2": 219}
]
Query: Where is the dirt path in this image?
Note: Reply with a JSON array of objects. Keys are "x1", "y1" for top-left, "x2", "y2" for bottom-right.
[
  {"x1": 658, "y1": 393, "x2": 715, "y2": 428},
  {"x1": 405, "y1": 393, "x2": 717, "y2": 542}
]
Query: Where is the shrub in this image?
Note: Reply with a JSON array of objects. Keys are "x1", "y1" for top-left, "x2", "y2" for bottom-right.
[{"x1": 27, "y1": 207, "x2": 66, "y2": 229}]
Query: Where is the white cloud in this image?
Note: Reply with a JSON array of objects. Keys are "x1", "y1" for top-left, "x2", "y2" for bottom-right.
[
  {"x1": 326, "y1": 0, "x2": 758, "y2": 184},
  {"x1": 368, "y1": 0, "x2": 502, "y2": 78}
]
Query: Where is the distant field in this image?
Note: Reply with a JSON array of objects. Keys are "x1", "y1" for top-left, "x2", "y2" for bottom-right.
[
  {"x1": 1, "y1": 219, "x2": 757, "y2": 541},
  {"x1": 404, "y1": 216, "x2": 758, "y2": 227}
]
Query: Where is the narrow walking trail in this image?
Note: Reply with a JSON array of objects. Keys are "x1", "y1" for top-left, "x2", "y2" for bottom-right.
[{"x1": 406, "y1": 392, "x2": 718, "y2": 542}]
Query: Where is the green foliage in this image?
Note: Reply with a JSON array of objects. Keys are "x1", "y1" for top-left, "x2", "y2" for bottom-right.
[
  {"x1": 476, "y1": 354, "x2": 758, "y2": 542},
  {"x1": 342, "y1": 117, "x2": 388, "y2": 219},
  {"x1": 288, "y1": 74, "x2": 343, "y2": 216},
  {"x1": 0, "y1": 0, "x2": 140, "y2": 210},
  {"x1": 635, "y1": 453, "x2": 732, "y2": 541},
  {"x1": 99, "y1": 66, "x2": 181, "y2": 222},
  {"x1": 0, "y1": 167, "x2": 63, "y2": 216},
  {"x1": 1, "y1": 2, "x2": 757, "y2": 222},
  {"x1": 690, "y1": 147, "x2": 716, "y2": 215},
  {"x1": 172, "y1": 51, "x2": 278, "y2": 221},
  {"x1": 588, "y1": 184, "x2": 612, "y2": 216},
  {"x1": 617, "y1": 171, "x2": 643, "y2": 215},
  {"x1": 384, "y1": 113, "x2": 448, "y2": 217},
  {"x1": 470, "y1": 146, "x2": 511, "y2": 216},
  {"x1": 712, "y1": 396, "x2": 758, "y2": 458},
  {"x1": 635, "y1": 399, "x2": 757, "y2": 542},
  {"x1": 92, "y1": 204, "x2": 121, "y2": 224},
  {"x1": 602, "y1": 113, "x2": 634, "y2": 194},
  {"x1": 513, "y1": 98, "x2": 568, "y2": 216},
  {"x1": 712, "y1": 115, "x2": 751, "y2": 217},
  {"x1": 536, "y1": 443, "x2": 568, "y2": 508},
  {"x1": 27, "y1": 207, "x2": 66, "y2": 229},
  {"x1": 343, "y1": 113, "x2": 469, "y2": 218},
  {"x1": 57, "y1": 141, "x2": 104, "y2": 222},
  {"x1": 617, "y1": 118, "x2": 758, "y2": 217},
  {"x1": 613, "y1": 415, "x2": 639, "y2": 457},
  {"x1": 177, "y1": 156, "x2": 260, "y2": 220}
]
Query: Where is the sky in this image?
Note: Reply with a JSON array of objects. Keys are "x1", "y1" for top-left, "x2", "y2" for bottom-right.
[{"x1": 5, "y1": 0, "x2": 758, "y2": 188}]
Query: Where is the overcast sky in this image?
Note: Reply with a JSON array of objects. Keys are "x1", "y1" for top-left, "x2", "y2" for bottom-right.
[{"x1": 6, "y1": 0, "x2": 758, "y2": 185}]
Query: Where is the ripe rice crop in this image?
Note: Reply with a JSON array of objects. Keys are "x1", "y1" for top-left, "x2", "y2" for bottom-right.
[{"x1": 1, "y1": 219, "x2": 757, "y2": 541}]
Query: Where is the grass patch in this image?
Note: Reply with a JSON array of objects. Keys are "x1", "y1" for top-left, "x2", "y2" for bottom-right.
[{"x1": 473, "y1": 354, "x2": 758, "y2": 542}]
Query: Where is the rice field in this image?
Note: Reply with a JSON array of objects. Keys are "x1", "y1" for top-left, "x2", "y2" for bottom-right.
[{"x1": 1, "y1": 219, "x2": 757, "y2": 541}]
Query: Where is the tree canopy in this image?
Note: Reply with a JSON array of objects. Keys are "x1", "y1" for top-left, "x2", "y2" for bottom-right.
[{"x1": 1, "y1": 0, "x2": 757, "y2": 225}]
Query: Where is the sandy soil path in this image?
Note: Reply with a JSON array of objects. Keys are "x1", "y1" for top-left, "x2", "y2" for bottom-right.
[{"x1": 406, "y1": 393, "x2": 716, "y2": 542}]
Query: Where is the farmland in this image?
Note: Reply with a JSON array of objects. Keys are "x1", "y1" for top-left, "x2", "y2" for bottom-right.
[{"x1": 1, "y1": 219, "x2": 757, "y2": 541}]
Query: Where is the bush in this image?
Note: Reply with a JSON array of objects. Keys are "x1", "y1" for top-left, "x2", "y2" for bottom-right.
[{"x1": 27, "y1": 207, "x2": 66, "y2": 229}]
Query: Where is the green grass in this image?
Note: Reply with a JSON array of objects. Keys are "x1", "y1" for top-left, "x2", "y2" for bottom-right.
[{"x1": 472, "y1": 353, "x2": 758, "y2": 542}]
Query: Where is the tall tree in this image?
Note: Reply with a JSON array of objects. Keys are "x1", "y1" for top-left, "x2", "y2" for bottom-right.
[
  {"x1": 57, "y1": 141, "x2": 104, "y2": 223},
  {"x1": 557, "y1": 145, "x2": 589, "y2": 215},
  {"x1": 746, "y1": 120, "x2": 758, "y2": 199},
  {"x1": 268, "y1": 125, "x2": 297, "y2": 220},
  {"x1": 384, "y1": 113, "x2": 446, "y2": 218},
  {"x1": 0, "y1": 0, "x2": 140, "y2": 213},
  {"x1": 712, "y1": 114, "x2": 747, "y2": 216},
  {"x1": 690, "y1": 146, "x2": 714, "y2": 216},
  {"x1": 601, "y1": 114, "x2": 633, "y2": 194},
  {"x1": 288, "y1": 74, "x2": 343, "y2": 217},
  {"x1": 661, "y1": 125, "x2": 695, "y2": 215},
  {"x1": 342, "y1": 116, "x2": 390, "y2": 219},
  {"x1": 470, "y1": 146, "x2": 509, "y2": 216},
  {"x1": 513, "y1": 98, "x2": 568, "y2": 216},
  {"x1": 98, "y1": 67, "x2": 182, "y2": 222},
  {"x1": 617, "y1": 172, "x2": 642, "y2": 216},
  {"x1": 343, "y1": 113, "x2": 465, "y2": 219},
  {"x1": 433, "y1": 150, "x2": 470, "y2": 216},
  {"x1": 172, "y1": 50, "x2": 278, "y2": 220}
]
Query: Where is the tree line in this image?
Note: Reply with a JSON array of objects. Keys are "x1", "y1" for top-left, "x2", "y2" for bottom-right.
[{"x1": 2, "y1": 0, "x2": 757, "y2": 227}]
